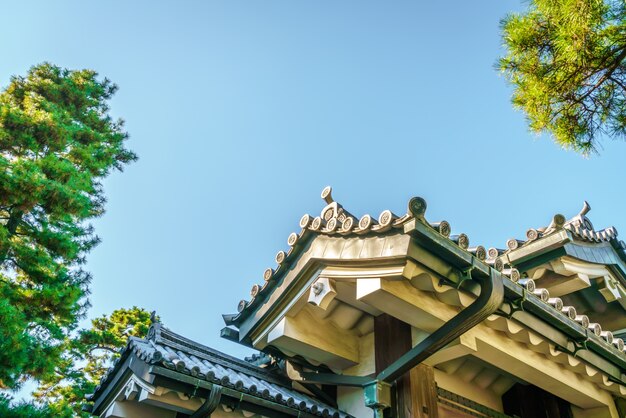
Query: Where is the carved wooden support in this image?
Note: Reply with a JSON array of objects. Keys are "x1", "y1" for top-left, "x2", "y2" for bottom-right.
[
  {"x1": 267, "y1": 304, "x2": 359, "y2": 368},
  {"x1": 124, "y1": 381, "x2": 140, "y2": 401},
  {"x1": 597, "y1": 275, "x2": 623, "y2": 302},
  {"x1": 308, "y1": 277, "x2": 337, "y2": 310}
]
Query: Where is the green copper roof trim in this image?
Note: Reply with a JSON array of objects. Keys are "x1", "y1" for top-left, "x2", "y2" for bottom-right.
[{"x1": 500, "y1": 279, "x2": 626, "y2": 380}]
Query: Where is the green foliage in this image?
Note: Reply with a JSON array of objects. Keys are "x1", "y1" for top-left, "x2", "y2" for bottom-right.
[
  {"x1": 0, "y1": 395, "x2": 59, "y2": 418},
  {"x1": 32, "y1": 307, "x2": 154, "y2": 417},
  {"x1": 500, "y1": 0, "x2": 626, "y2": 154},
  {"x1": 0, "y1": 63, "x2": 136, "y2": 389}
]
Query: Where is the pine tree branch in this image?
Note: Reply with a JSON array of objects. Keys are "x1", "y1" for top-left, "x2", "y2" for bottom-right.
[
  {"x1": 0, "y1": 210, "x2": 23, "y2": 265},
  {"x1": 87, "y1": 345, "x2": 118, "y2": 355}
]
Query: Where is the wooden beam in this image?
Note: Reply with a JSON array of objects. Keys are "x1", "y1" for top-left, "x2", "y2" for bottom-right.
[
  {"x1": 531, "y1": 271, "x2": 590, "y2": 297},
  {"x1": 468, "y1": 326, "x2": 616, "y2": 409},
  {"x1": 357, "y1": 278, "x2": 448, "y2": 332},
  {"x1": 551, "y1": 257, "x2": 611, "y2": 279},
  {"x1": 267, "y1": 304, "x2": 359, "y2": 368},
  {"x1": 422, "y1": 334, "x2": 477, "y2": 367}
]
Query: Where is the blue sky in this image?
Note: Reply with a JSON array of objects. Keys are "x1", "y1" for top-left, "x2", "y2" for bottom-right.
[{"x1": 2, "y1": 1, "x2": 625, "y2": 361}]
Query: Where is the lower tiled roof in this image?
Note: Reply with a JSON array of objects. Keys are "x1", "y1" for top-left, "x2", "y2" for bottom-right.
[{"x1": 91, "y1": 322, "x2": 352, "y2": 418}]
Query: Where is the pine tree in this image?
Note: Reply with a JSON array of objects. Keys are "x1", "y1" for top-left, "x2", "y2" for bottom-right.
[
  {"x1": 500, "y1": 0, "x2": 626, "y2": 154},
  {"x1": 0, "y1": 63, "x2": 136, "y2": 389},
  {"x1": 32, "y1": 307, "x2": 153, "y2": 417}
]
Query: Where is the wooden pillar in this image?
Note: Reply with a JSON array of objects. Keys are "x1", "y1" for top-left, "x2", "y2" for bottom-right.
[
  {"x1": 409, "y1": 365, "x2": 438, "y2": 418},
  {"x1": 502, "y1": 383, "x2": 573, "y2": 418},
  {"x1": 375, "y1": 314, "x2": 439, "y2": 418}
]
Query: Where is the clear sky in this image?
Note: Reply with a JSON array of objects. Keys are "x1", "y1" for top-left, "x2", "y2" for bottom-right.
[{"x1": 2, "y1": 1, "x2": 625, "y2": 362}]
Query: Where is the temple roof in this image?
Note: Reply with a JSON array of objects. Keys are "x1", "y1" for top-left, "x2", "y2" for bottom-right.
[
  {"x1": 222, "y1": 187, "x2": 626, "y2": 381},
  {"x1": 89, "y1": 319, "x2": 352, "y2": 418},
  {"x1": 502, "y1": 200, "x2": 623, "y2": 252},
  {"x1": 227, "y1": 187, "x2": 626, "y2": 320},
  {"x1": 226, "y1": 187, "x2": 446, "y2": 326}
]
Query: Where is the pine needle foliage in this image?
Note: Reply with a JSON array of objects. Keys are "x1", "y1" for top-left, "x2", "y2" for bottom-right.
[
  {"x1": 32, "y1": 307, "x2": 153, "y2": 417},
  {"x1": 0, "y1": 63, "x2": 136, "y2": 389},
  {"x1": 500, "y1": 0, "x2": 626, "y2": 154},
  {"x1": 0, "y1": 395, "x2": 57, "y2": 418}
]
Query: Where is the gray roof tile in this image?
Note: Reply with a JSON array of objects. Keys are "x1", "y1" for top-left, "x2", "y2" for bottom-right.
[{"x1": 91, "y1": 322, "x2": 352, "y2": 418}]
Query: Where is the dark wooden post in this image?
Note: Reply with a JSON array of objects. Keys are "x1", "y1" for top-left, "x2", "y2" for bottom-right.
[
  {"x1": 409, "y1": 365, "x2": 439, "y2": 418},
  {"x1": 375, "y1": 314, "x2": 439, "y2": 418}
]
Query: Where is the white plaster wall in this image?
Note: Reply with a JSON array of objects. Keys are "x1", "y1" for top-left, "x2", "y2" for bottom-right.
[{"x1": 337, "y1": 386, "x2": 371, "y2": 418}]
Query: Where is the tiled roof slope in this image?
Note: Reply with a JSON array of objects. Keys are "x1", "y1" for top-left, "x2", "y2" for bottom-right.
[
  {"x1": 503, "y1": 201, "x2": 624, "y2": 250},
  {"x1": 91, "y1": 321, "x2": 352, "y2": 418},
  {"x1": 228, "y1": 187, "x2": 455, "y2": 325},
  {"x1": 223, "y1": 188, "x2": 626, "y2": 373}
]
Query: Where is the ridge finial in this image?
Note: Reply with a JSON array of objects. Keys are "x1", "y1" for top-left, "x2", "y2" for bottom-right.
[
  {"x1": 408, "y1": 197, "x2": 427, "y2": 218},
  {"x1": 579, "y1": 201, "x2": 591, "y2": 217},
  {"x1": 321, "y1": 186, "x2": 334, "y2": 204}
]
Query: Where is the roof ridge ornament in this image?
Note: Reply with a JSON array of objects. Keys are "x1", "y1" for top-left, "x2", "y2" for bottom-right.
[
  {"x1": 566, "y1": 200, "x2": 594, "y2": 230},
  {"x1": 321, "y1": 186, "x2": 333, "y2": 204},
  {"x1": 147, "y1": 311, "x2": 162, "y2": 341},
  {"x1": 319, "y1": 186, "x2": 354, "y2": 225},
  {"x1": 544, "y1": 213, "x2": 566, "y2": 235},
  {"x1": 580, "y1": 200, "x2": 592, "y2": 217},
  {"x1": 408, "y1": 196, "x2": 427, "y2": 219},
  {"x1": 517, "y1": 200, "x2": 619, "y2": 247}
]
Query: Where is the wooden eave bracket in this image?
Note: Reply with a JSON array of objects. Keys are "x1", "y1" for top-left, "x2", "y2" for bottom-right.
[{"x1": 307, "y1": 277, "x2": 337, "y2": 310}]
